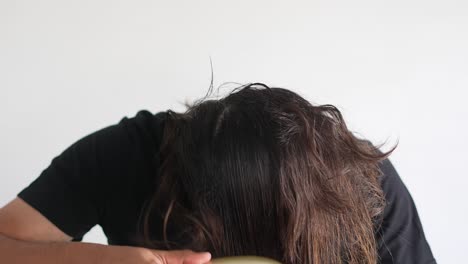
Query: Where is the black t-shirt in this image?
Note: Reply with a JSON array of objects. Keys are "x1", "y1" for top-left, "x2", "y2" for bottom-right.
[{"x1": 17, "y1": 110, "x2": 437, "y2": 264}]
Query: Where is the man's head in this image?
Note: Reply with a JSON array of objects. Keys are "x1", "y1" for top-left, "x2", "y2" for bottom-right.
[{"x1": 140, "y1": 83, "x2": 396, "y2": 264}]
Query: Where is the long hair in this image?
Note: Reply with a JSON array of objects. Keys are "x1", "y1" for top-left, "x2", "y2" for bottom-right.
[{"x1": 138, "y1": 83, "x2": 397, "y2": 264}]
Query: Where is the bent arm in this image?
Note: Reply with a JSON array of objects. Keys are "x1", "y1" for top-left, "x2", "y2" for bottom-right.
[
  {"x1": 0, "y1": 233, "x2": 110, "y2": 264},
  {"x1": 0, "y1": 197, "x2": 106, "y2": 264},
  {"x1": 0, "y1": 198, "x2": 211, "y2": 264}
]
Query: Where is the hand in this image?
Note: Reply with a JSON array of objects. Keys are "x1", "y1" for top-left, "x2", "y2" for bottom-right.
[
  {"x1": 103, "y1": 245, "x2": 212, "y2": 264},
  {"x1": 151, "y1": 248, "x2": 212, "y2": 264}
]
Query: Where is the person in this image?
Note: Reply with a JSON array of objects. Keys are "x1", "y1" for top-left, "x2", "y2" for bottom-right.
[{"x1": 0, "y1": 83, "x2": 436, "y2": 264}]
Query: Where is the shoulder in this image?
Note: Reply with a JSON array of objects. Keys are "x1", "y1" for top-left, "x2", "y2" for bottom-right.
[
  {"x1": 90, "y1": 109, "x2": 169, "y2": 243},
  {"x1": 111, "y1": 109, "x2": 168, "y2": 163},
  {"x1": 372, "y1": 149, "x2": 436, "y2": 263},
  {"x1": 96, "y1": 109, "x2": 168, "y2": 196},
  {"x1": 15, "y1": 109, "x2": 169, "y2": 241}
]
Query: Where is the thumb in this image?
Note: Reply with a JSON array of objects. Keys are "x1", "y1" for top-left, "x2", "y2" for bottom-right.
[{"x1": 151, "y1": 249, "x2": 212, "y2": 264}]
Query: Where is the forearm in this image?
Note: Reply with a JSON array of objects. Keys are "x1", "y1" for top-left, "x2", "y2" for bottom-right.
[{"x1": 0, "y1": 234, "x2": 108, "y2": 264}]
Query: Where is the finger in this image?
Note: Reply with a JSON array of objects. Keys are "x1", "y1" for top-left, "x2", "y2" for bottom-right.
[
  {"x1": 151, "y1": 249, "x2": 212, "y2": 264},
  {"x1": 166, "y1": 250, "x2": 211, "y2": 264},
  {"x1": 181, "y1": 252, "x2": 211, "y2": 264}
]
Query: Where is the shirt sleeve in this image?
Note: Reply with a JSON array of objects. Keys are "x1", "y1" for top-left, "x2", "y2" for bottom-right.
[
  {"x1": 17, "y1": 116, "x2": 134, "y2": 240},
  {"x1": 376, "y1": 157, "x2": 437, "y2": 264}
]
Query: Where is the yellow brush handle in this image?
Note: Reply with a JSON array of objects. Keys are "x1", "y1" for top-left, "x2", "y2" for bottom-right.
[{"x1": 211, "y1": 256, "x2": 281, "y2": 264}]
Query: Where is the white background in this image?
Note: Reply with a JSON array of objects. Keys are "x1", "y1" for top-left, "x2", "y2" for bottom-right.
[{"x1": 1, "y1": 0, "x2": 467, "y2": 263}]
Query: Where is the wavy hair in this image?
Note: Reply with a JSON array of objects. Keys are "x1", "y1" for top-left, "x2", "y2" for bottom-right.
[{"x1": 138, "y1": 83, "x2": 397, "y2": 264}]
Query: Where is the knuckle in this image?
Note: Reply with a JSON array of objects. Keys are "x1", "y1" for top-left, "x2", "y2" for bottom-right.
[{"x1": 153, "y1": 254, "x2": 168, "y2": 264}]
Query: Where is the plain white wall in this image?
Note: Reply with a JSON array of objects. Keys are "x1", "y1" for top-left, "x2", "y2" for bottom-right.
[{"x1": 1, "y1": 0, "x2": 466, "y2": 262}]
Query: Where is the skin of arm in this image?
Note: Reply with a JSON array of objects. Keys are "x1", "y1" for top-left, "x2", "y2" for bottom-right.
[{"x1": 0, "y1": 198, "x2": 211, "y2": 264}]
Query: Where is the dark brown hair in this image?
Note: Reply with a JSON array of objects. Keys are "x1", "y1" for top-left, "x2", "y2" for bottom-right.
[{"x1": 139, "y1": 83, "x2": 397, "y2": 264}]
